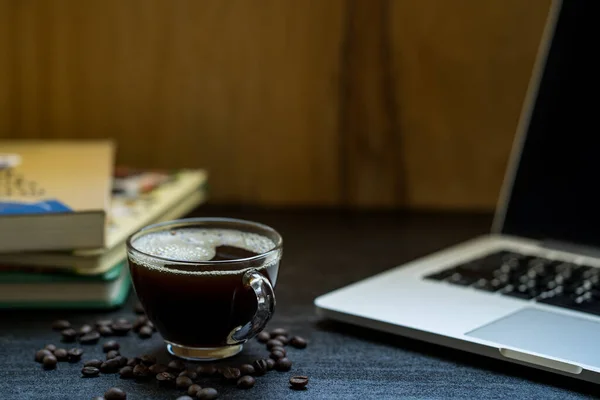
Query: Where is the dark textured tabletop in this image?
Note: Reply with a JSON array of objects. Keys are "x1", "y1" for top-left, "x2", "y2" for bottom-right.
[{"x1": 0, "y1": 207, "x2": 597, "y2": 399}]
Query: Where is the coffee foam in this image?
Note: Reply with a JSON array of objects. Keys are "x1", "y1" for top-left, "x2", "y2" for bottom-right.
[{"x1": 129, "y1": 228, "x2": 278, "y2": 275}]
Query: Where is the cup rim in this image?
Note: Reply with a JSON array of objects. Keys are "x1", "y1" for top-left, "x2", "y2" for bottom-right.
[{"x1": 126, "y1": 217, "x2": 283, "y2": 266}]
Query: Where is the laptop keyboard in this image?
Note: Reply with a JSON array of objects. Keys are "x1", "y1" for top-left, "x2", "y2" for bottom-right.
[{"x1": 425, "y1": 250, "x2": 600, "y2": 317}]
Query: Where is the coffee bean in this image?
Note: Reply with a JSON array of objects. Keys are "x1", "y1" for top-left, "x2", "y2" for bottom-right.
[
  {"x1": 44, "y1": 344, "x2": 57, "y2": 352},
  {"x1": 103, "y1": 340, "x2": 120, "y2": 352},
  {"x1": 98, "y1": 326, "x2": 113, "y2": 337},
  {"x1": 239, "y1": 364, "x2": 255, "y2": 376},
  {"x1": 138, "y1": 326, "x2": 153, "y2": 339},
  {"x1": 149, "y1": 363, "x2": 168, "y2": 374},
  {"x1": 168, "y1": 359, "x2": 186, "y2": 372},
  {"x1": 237, "y1": 375, "x2": 255, "y2": 389},
  {"x1": 95, "y1": 319, "x2": 113, "y2": 328},
  {"x1": 84, "y1": 359, "x2": 103, "y2": 368},
  {"x1": 252, "y1": 359, "x2": 268, "y2": 376},
  {"x1": 289, "y1": 336, "x2": 307, "y2": 349},
  {"x1": 196, "y1": 388, "x2": 218, "y2": 400},
  {"x1": 43, "y1": 354, "x2": 57, "y2": 369},
  {"x1": 270, "y1": 328, "x2": 288, "y2": 337},
  {"x1": 126, "y1": 358, "x2": 139, "y2": 367},
  {"x1": 266, "y1": 339, "x2": 283, "y2": 350},
  {"x1": 176, "y1": 376, "x2": 194, "y2": 389},
  {"x1": 179, "y1": 370, "x2": 198, "y2": 380},
  {"x1": 119, "y1": 366, "x2": 134, "y2": 379},
  {"x1": 115, "y1": 317, "x2": 129, "y2": 325},
  {"x1": 104, "y1": 387, "x2": 127, "y2": 400},
  {"x1": 134, "y1": 301, "x2": 145, "y2": 314},
  {"x1": 146, "y1": 320, "x2": 156, "y2": 331},
  {"x1": 156, "y1": 371, "x2": 176, "y2": 386},
  {"x1": 52, "y1": 319, "x2": 71, "y2": 331},
  {"x1": 79, "y1": 331, "x2": 101, "y2": 344},
  {"x1": 67, "y1": 348, "x2": 84, "y2": 362},
  {"x1": 289, "y1": 375, "x2": 309, "y2": 390},
  {"x1": 115, "y1": 356, "x2": 128, "y2": 367},
  {"x1": 53, "y1": 348, "x2": 68, "y2": 361},
  {"x1": 274, "y1": 335, "x2": 289, "y2": 345},
  {"x1": 133, "y1": 364, "x2": 151, "y2": 379},
  {"x1": 256, "y1": 331, "x2": 270, "y2": 343},
  {"x1": 81, "y1": 366, "x2": 100, "y2": 377},
  {"x1": 188, "y1": 384, "x2": 202, "y2": 397},
  {"x1": 111, "y1": 322, "x2": 132, "y2": 336},
  {"x1": 106, "y1": 350, "x2": 120, "y2": 360},
  {"x1": 221, "y1": 367, "x2": 240, "y2": 381},
  {"x1": 275, "y1": 357, "x2": 292, "y2": 372},
  {"x1": 35, "y1": 349, "x2": 52, "y2": 363},
  {"x1": 270, "y1": 350, "x2": 285, "y2": 360},
  {"x1": 78, "y1": 324, "x2": 93, "y2": 336},
  {"x1": 177, "y1": 397, "x2": 194, "y2": 400},
  {"x1": 101, "y1": 358, "x2": 121, "y2": 373},
  {"x1": 132, "y1": 316, "x2": 148, "y2": 332},
  {"x1": 266, "y1": 358, "x2": 276, "y2": 370},
  {"x1": 196, "y1": 365, "x2": 218, "y2": 376},
  {"x1": 271, "y1": 346, "x2": 286, "y2": 356},
  {"x1": 140, "y1": 354, "x2": 157, "y2": 366},
  {"x1": 61, "y1": 328, "x2": 77, "y2": 343}
]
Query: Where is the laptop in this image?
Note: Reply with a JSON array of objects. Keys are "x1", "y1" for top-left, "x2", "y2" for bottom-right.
[{"x1": 315, "y1": 0, "x2": 600, "y2": 384}]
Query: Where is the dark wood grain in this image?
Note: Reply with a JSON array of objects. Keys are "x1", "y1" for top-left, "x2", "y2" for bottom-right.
[{"x1": 0, "y1": 207, "x2": 595, "y2": 399}]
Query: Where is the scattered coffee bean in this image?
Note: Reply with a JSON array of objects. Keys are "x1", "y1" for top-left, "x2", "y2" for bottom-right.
[
  {"x1": 101, "y1": 358, "x2": 121, "y2": 373},
  {"x1": 95, "y1": 319, "x2": 113, "y2": 328},
  {"x1": 156, "y1": 371, "x2": 176, "y2": 386},
  {"x1": 252, "y1": 359, "x2": 269, "y2": 376},
  {"x1": 106, "y1": 350, "x2": 120, "y2": 360},
  {"x1": 79, "y1": 331, "x2": 101, "y2": 344},
  {"x1": 146, "y1": 320, "x2": 156, "y2": 332},
  {"x1": 115, "y1": 356, "x2": 128, "y2": 367},
  {"x1": 44, "y1": 344, "x2": 57, "y2": 352},
  {"x1": 111, "y1": 321, "x2": 132, "y2": 336},
  {"x1": 177, "y1": 396, "x2": 194, "y2": 400},
  {"x1": 52, "y1": 319, "x2": 71, "y2": 331},
  {"x1": 256, "y1": 331, "x2": 271, "y2": 343},
  {"x1": 289, "y1": 375, "x2": 309, "y2": 390},
  {"x1": 289, "y1": 336, "x2": 307, "y2": 349},
  {"x1": 81, "y1": 366, "x2": 100, "y2": 377},
  {"x1": 67, "y1": 348, "x2": 84, "y2": 362},
  {"x1": 188, "y1": 384, "x2": 202, "y2": 397},
  {"x1": 115, "y1": 317, "x2": 129, "y2": 325},
  {"x1": 237, "y1": 375, "x2": 255, "y2": 389},
  {"x1": 196, "y1": 388, "x2": 218, "y2": 400},
  {"x1": 270, "y1": 350, "x2": 285, "y2": 360},
  {"x1": 138, "y1": 325, "x2": 153, "y2": 339},
  {"x1": 126, "y1": 358, "x2": 140, "y2": 367},
  {"x1": 78, "y1": 324, "x2": 93, "y2": 336},
  {"x1": 119, "y1": 366, "x2": 134, "y2": 379},
  {"x1": 61, "y1": 328, "x2": 77, "y2": 343},
  {"x1": 176, "y1": 376, "x2": 194, "y2": 389},
  {"x1": 104, "y1": 387, "x2": 127, "y2": 400},
  {"x1": 84, "y1": 359, "x2": 103, "y2": 368},
  {"x1": 196, "y1": 365, "x2": 218, "y2": 376},
  {"x1": 103, "y1": 340, "x2": 120, "y2": 352},
  {"x1": 221, "y1": 367, "x2": 241, "y2": 381},
  {"x1": 43, "y1": 354, "x2": 57, "y2": 369},
  {"x1": 274, "y1": 335, "x2": 289, "y2": 345},
  {"x1": 134, "y1": 301, "x2": 145, "y2": 314},
  {"x1": 53, "y1": 348, "x2": 68, "y2": 361},
  {"x1": 98, "y1": 326, "x2": 113, "y2": 337},
  {"x1": 168, "y1": 359, "x2": 186, "y2": 372},
  {"x1": 271, "y1": 327, "x2": 288, "y2": 337},
  {"x1": 132, "y1": 316, "x2": 148, "y2": 332},
  {"x1": 266, "y1": 339, "x2": 283, "y2": 350},
  {"x1": 271, "y1": 346, "x2": 286, "y2": 356},
  {"x1": 179, "y1": 370, "x2": 198, "y2": 380},
  {"x1": 149, "y1": 364, "x2": 168, "y2": 374},
  {"x1": 133, "y1": 364, "x2": 151, "y2": 379},
  {"x1": 140, "y1": 354, "x2": 157, "y2": 366},
  {"x1": 275, "y1": 357, "x2": 292, "y2": 372},
  {"x1": 266, "y1": 358, "x2": 276, "y2": 370},
  {"x1": 239, "y1": 364, "x2": 255, "y2": 375},
  {"x1": 35, "y1": 349, "x2": 52, "y2": 363}
]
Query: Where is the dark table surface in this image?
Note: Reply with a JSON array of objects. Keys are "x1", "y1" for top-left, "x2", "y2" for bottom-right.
[{"x1": 0, "y1": 207, "x2": 598, "y2": 399}]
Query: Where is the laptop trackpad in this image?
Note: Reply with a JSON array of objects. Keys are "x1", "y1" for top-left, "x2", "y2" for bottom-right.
[{"x1": 467, "y1": 307, "x2": 600, "y2": 368}]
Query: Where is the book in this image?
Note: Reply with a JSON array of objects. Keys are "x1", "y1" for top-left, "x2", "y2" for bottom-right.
[
  {"x1": 0, "y1": 169, "x2": 207, "y2": 275},
  {"x1": 0, "y1": 140, "x2": 114, "y2": 252}
]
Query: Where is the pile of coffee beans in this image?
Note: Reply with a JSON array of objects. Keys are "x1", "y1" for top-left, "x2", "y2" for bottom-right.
[{"x1": 38, "y1": 303, "x2": 309, "y2": 399}]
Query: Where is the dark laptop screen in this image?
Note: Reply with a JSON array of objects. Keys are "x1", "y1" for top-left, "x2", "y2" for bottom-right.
[{"x1": 501, "y1": 0, "x2": 600, "y2": 248}]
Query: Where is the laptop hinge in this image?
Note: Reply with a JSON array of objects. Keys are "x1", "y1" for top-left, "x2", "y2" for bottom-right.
[{"x1": 540, "y1": 239, "x2": 600, "y2": 259}]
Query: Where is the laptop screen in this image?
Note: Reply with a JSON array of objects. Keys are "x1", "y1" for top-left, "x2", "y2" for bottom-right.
[{"x1": 500, "y1": 0, "x2": 600, "y2": 249}]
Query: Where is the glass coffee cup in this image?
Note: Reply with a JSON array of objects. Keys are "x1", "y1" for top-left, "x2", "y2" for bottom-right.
[{"x1": 126, "y1": 217, "x2": 282, "y2": 361}]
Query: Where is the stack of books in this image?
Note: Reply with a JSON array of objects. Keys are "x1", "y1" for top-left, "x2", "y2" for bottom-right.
[{"x1": 0, "y1": 140, "x2": 207, "y2": 309}]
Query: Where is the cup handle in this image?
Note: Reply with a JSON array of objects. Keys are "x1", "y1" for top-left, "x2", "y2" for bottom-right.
[{"x1": 230, "y1": 269, "x2": 276, "y2": 343}]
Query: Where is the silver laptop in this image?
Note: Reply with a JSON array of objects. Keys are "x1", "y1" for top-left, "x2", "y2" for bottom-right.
[{"x1": 315, "y1": 0, "x2": 600, "y2": 384}]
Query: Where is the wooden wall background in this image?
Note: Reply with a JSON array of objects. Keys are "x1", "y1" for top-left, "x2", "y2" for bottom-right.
[{"x1": 0, "y1": 0, "x2": 551, "y2": 209}]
